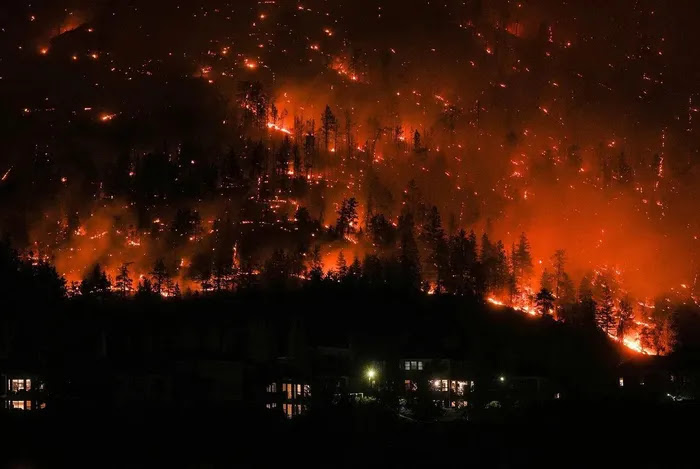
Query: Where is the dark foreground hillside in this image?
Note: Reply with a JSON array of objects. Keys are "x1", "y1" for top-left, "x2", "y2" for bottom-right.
[
  {"x1": 3, "y1": 399, "x2": 699, "y2": 468},
  {"x1": 2, "y1": 290, "x2": 697, "y2": 468}
]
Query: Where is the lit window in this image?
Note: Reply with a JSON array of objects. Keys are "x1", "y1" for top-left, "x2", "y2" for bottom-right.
[
  {"x1": 404, "y1": 361, "x2": 411, "y2": 371},
  {"x1": 287, "y1": 384, "x2": 293, "y2": 400},
  {"x1": 25, "y1": 379, "x2": 31, "y2": 391},
  {"x1": 303, "y1": 384, "x2": 311, "y2": 397},
  {"x1": 433, "y1": 379, "x2": 448, "y2": 392},
  {"x1": 11, "y1": 379, "x2": 26, "y2": 392},
  {"x1": 283, "y1": 403, "x2": 293, "y2": 418},
  {"x1": 619, "y1": 378, "x2": 624, "y2": 387},
  {"x1": 10, "y1": 401, "x2": 26, "y2": 410},
  {"x1": 417, "y1": 361, "x2": 423, "y2": 370},
  {"x1": 455, "y1": 381, "x2": 469, "y2": 395},
  {"x1": 410, "y1": 361, "x2": 417, "y2": 370}
]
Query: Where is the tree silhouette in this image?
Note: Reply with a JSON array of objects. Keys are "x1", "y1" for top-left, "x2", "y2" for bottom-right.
[
  {"x1": 150, "y1": 258, "x2": 171, "y2": 295},
  {"x1": 276, "y1": 136, "x2": 292, "y2": 176},
  {"x1": 639, "y1": 326, "x2": 654, "y2": 354},
  {"x1": 348, "y1": 256, "x2": 362, "y2": 282},
  {"x1": 596, "y1": 286, "x2": 616, "y2": 335},
  {"x1": 136, "y1": 278, "x2": 155, "y2": 299},
  {"x1": 448, "y1": 230, "x2": 478, "y2": 296},
  {"x1": 115, "y1": 262, "x2": 134, "y2": 296},
  {"x1": 368, "y1": 213, "x2": 396, "y2": 248},
  {"x1": 262, "y1": 249, "x2": 293, "y2": 289},
  {"x1": 513, "y1": 233, "x2": 533, "y2": 283},
  {"x1": 335, "y1": 250, "x2": 348, "y2": 278},
  {"x1": 335, "y1": 198, "x2": 359, "y2": 236},
  {"x1": 80, "y1": 264, "x2": 111, "y2": 297},
  {"x1": 237, "y1": 81, "x2": 268, "y2": 128},
  {"x1": 309, "y1": 245, "x2": 324, "y2": 283},
  {"x1": 551, "y1": 249, "x2": 566, "y2": 316},
  {"x1": 421, "y1": 206, "x2": 447, "y2": 290},
  {"x1": 320, "y1": 105, "x2": 338, "y2": 152},
  {"x1": 398, "y1": 211, "x2": 421, "y2": 290},
  {"x1": 413, "y1": 129, "x2": 422, "y2": 152},
  {"x1": 617, "y1": 296, "x2": 635, "y2": 340},
  {"x1": 344, "y1": 110, "x2": 356, "y2": 157},
  {"x1": 493, "y1": 241, "x2": 509, "y2": 292},
  {"x1": 535, "y1": 288, "x2": 555, "y2": 317},
  {"x1": 576, "y1": 275, "x2": 597, "y2": 328}
]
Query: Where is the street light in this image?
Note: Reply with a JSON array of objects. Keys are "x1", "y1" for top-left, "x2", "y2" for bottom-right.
[
  {"x1": 499, "y1": 375, "x2": 506, "y2": 383},
  {"x1": 366, "y1": 368, "x2": 377, "y2": 380}
]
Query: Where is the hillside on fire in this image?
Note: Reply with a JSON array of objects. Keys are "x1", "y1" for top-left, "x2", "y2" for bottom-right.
[{"x1": 2, "y1": 1, "x2": 700, "y2": 466}]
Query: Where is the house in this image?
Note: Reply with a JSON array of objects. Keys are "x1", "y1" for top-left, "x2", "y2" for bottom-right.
[
  {"x1": 265, "y1": 380, "x2": 311, "y2": 418},
  {"x1": 398, "y1": 358, "x2": 474, "y2": 408},
  {"x1": 618, "y1": 355, "x2": 700, "y2": 401},
  {"x1": 2, "y1": 372, "x2": 47, "y2": 411}
]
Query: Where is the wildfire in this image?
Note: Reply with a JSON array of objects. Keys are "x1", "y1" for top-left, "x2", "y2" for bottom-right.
[
  {"x1": 331, "y1": 57, "x2": 362, "y2": 83},
  {"x1": 490, "y1": 295, "x2": 650, "y2": 354},
  {"x1": 267, "y1": 122, "x2": 292, "y2": 135},
  {"x1": 89, "y1": 231, "x2": 109, "y2": 240},
  {"x1": 487, "y1": 297, "x2": 505, "y2": 306},
  {"x1": 609, "y1": 333, "x2": 649, "y2": 355}
]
